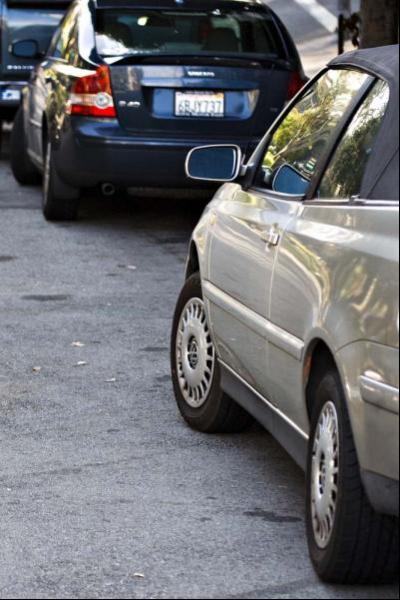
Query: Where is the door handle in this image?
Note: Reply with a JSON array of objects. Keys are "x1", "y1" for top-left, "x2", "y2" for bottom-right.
[{"x1": 260, "y1": 227, "x2": 280, "y2": 247}]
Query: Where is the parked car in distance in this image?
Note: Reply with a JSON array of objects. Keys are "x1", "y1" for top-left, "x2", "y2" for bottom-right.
[
  {"x1": 171, "y1": 45, "x2": 399, "y2": 584},
  {"x1": 0, "y1": 0, "x2": 69, "y2": 124},
  {"x1": 10, "y1": 0, "x2": 306, "y2": 221}
]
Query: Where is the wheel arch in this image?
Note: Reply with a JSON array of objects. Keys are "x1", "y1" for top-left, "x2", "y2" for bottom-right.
[
  {"x1": 42, "y1": 108, "x2": 59, "y2": 155},
  {"x1": 304, "y1": 339, "x2": 341, "y2": 422},
  {"x1": 185, "y1": 240, "x2": 200, "y2": 280}
]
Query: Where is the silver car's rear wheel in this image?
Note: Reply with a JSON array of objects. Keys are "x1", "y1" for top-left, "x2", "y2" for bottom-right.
[
  {"x1": 306, "y1": 366, "x2": 399, "y2": 584},
  {"x1": 176, "y1": 298, "x2": 215, "y2": 408},
  {"x1": 311, "y1": 400, "x2": 339, "y2": 549}
]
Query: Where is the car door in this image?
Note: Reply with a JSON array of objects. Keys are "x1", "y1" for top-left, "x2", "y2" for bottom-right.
[
  {"x1": 204, "y1": 181, "x2": 300, "y2": 401},
  {"x1": 205, "y1": 67, "x2": 373, "y2": 404},
  {"x1": 27, "y1": 56, "x2": 50, "y2": 163},
  {"x1": 27, "y1": 6, "x2": 79, "y2": 164},
  {"x1": 268, "y1": 76, "x2": 393, "y2": 433}
]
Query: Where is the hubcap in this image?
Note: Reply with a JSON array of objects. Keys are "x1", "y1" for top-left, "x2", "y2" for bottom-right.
[
  {"x1": 311, "y1": 401, "x2": 339, "y2": 549},
  {"x1": 176, "y1": 297, "x2": 215, "y2": 408},
  {"x1": 187, "y1": 337, "x2": 199, "y2": 369}
]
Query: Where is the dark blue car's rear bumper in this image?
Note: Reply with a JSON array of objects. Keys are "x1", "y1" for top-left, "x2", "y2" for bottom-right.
[{"x1": 54, "y1": 118, "x2": 259, "y2": 190}]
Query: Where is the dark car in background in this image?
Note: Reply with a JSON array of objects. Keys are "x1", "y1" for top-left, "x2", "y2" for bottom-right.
[
  {"x1": 0, "y1": 0, "x2": 69, "y2": 124},
  {"x1": 10, "y1": 0, "x2": 306, "y2": 221}
]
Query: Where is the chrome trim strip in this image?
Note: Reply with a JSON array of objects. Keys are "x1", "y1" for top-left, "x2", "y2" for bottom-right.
[
  {"x1": 27, "y1": 148, "x2": 42, "y2": 168},
  {"x1": 360, "y1": 376, "x2": 399, "y2": 415},
  {"x1": 203, "y1": 280, "x2": 304, "y2": 361},
  {"x1": 251, "y1": 185, "x2": 305, "y2": 200},
  {"x1": 0, "y1": 81, "x2": 27, "y2": 86},
  {"x1": 361, "y1": 201, "x2": 399, "y2": 207},
  {"x1": 304, "y1": 199, "x2": 399, "y2": 208},
  {"x1": 29, "y1": 118, "x2": 41, "y2": 129},
  {"x1": 220, "y1": 359, "x2": 309, "y2": 441},
  {"x1": 48, "y1": 57, "x2": 69, "y2": 65}
]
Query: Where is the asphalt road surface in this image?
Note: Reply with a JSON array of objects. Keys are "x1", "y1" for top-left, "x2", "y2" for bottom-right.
[{"x1": 0, "y1": 2, "x2": 398, "y2": 598}]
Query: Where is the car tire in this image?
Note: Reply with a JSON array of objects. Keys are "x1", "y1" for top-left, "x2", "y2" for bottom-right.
[
  {"x1": 43, "y1": 141, "x2": 80, "y2": 221},
  {"x1": 10, "y1": 107, "x2": 41, "y2": 185},
  {"x1": 171, "y1": 272, "x2": 251, "y2": 433},
  {"x1": 306, "y1": 367, "x2": 399, "y2": 584}
]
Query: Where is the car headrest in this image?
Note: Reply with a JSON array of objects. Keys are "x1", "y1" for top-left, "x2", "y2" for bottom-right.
[
  {"x1": 106, "y1": 22, "x2": 133, "y2": 48},
  {"x1": 204, "y1": 28, "x2": 240, "y2": 53}
]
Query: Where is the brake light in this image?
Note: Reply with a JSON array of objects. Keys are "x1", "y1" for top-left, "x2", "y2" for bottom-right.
[
  {"x1": 287, "y1": 71, "x2": 306, "y2": 101},
  {"x1": 70, "y1": 65, "x2": 116, "y2": 118}
]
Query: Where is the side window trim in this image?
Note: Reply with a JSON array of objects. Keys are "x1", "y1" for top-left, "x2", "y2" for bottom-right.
[
  {"x1": 245, "y1": 70, "x2": 325, "y2": 190},
  {"x1": 247, "y1": 186, "x2": 305, "y2": 203},
  {"x1": 246, "y1": 67, "x2": 375, "y2": 203},
  {"x1": 306, "y1": 73, "x2": 377, "y2": 202}
]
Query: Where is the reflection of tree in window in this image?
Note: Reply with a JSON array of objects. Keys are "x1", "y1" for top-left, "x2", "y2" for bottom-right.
[
  {"x1": 65, "y1": 22, "x2": 80, "y2": 66},
  {"x1": 262, "y1": 69, "x2": 369, "y2": 190},
  {"x1": 319, "y1": 80, "x2": 390, "y2": 199},
  {"x1": 57, "y1": 6, "x2": 80, "y2": 59}
]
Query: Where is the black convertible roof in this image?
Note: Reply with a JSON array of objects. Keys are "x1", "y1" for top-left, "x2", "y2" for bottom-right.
[
  {"x1": 330, "y1": 45, "x2": 399, "y2": 200},
  {"x1": 330, "y1": 44, "x2": 399, "y2": 91}
]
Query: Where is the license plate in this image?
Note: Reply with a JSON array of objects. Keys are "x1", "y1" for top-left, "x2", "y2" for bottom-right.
[
  {"x1": 175, "y1": 92, "x2": 225, "y2": 118},
  {"x1": 0, "y1": 88, "x2": 21, "y2": 102}
]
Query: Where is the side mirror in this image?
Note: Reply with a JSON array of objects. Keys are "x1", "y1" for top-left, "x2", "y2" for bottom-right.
[
  {"x1": 186, "y1": 145, "x2": 242, "y2": 183},
  {"x1": 272, "y1": 163, "x2": 310, "y2": 196},
  {"x1": 11, "y1": 39, "x2": 41, "y2": 59}
]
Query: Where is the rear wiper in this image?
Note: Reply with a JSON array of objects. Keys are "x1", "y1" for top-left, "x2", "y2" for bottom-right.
[
  {"x1": 208, "y1": 55, "x2": 292, "y2": 70},
  {"x1": 143, "y1": 55, "x2": 263, "y2": 68},
  {"x1": 104, "y1": 54, "x2": 261, "y2": 67},
  {"x1": 103, "y1": 54, "x2": 290, "y2": 69}
]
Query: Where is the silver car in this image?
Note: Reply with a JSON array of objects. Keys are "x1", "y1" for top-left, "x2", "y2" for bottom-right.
[{"x1": 170, "y1": 46, "x2": 399, "y2": 584}]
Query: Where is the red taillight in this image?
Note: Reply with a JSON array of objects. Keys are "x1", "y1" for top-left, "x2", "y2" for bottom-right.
[
  {"x1": 70, "y1": 65, "x2": 116, "y2": 118},
  {"x1": 287, "y1": 71, "x2": 306, "y2": 101}
]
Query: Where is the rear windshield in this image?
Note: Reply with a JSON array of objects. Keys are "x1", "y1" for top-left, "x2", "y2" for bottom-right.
[{"x1": 95, "y1": 9, "x2": 286, "y2": 60}]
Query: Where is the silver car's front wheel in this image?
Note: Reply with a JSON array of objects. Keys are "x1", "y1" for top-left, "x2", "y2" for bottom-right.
[
  {"x1": 176, "y1": 298, "x2": 215, "y2": 408},
  {"x1": 171, "y1": 273, "x2": 251, "y2": 433}
]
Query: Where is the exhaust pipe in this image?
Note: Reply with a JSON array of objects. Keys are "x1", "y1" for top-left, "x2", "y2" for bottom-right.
[{"x1": 101, "y1": 183, "x2": 116, "y2": 197}]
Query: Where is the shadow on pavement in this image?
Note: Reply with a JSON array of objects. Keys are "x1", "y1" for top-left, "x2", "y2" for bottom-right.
[{"x1": 0, "y1": 127, "x2": 208, "y2": 235}]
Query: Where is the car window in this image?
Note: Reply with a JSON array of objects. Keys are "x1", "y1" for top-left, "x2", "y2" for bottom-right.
[
  {"x1": 95, "y1": 8, "x2": 286, "y2": 59},
  {"x1": 64, "y1": 20, "x2": 80, "y2": 66},
  {"x1": 49, "y1": 4, "x2": 80, "y2": 60},
  {"x1": 257, "y1": 68, "x2": 370, "y2": 195},
  {"x1": 318, "y1": 79, "x2": 390, "y2": 200},
  {"x1": 48, "y1": 25, "x2": 62, "y2": 58}
]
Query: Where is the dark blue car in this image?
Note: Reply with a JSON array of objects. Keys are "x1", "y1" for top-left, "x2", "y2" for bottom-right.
[{"x1": 11, "y1": 0, "x2": 306, "y2": 221}]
